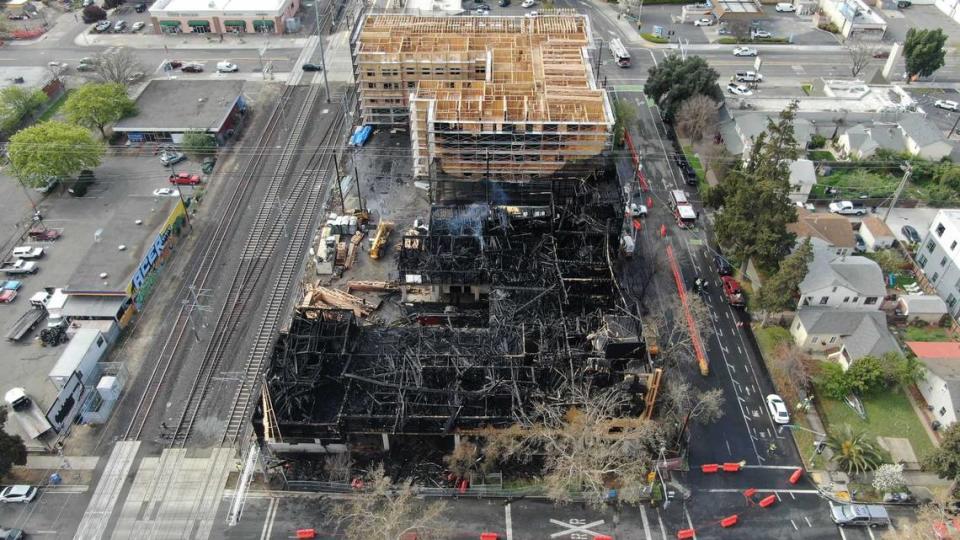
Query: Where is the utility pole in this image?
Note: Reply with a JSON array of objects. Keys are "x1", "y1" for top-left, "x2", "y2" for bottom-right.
[
  {"x1": 313, "y1": 1, "x2": 332, "y2": 103},
  {"x1": 882, "y1": 163, "x2": 912, "y2": 223},
  {"x1": 334, "y1": 153, "x2": 345, "y2": 213},
  {"x1": 353, "y1": 164, "x2": 365, "y2": 213}
]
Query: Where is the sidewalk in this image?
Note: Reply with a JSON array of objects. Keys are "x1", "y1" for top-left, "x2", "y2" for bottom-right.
[{"x1": 73, "y1": 28, "x2": 311, "y2": 50}]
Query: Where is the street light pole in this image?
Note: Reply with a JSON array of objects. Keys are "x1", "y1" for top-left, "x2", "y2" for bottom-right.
[
  {"x1": 313, "y1": 1, "x2": 332, "y2": 103},
  {"x1": 882, "y1": 163, "x2": 912, "y2": 223}
]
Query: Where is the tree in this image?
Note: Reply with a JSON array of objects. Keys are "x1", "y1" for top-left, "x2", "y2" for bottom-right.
[
  {"x1": 323, "y1": 452, "x2": 352, "y2": 483},
  {"x1": 64, "y1": 83, "x2": 136, "y2": 138},
  {"x1": 0, "y1": 86, "x2": 47, "y2": 134},
  {"x1": 846, "y1": 355, "x2": 886, "y2": 395},
  {"x1": 663, "y1": 380, "x2": 725, "y2": 424},
  {"x1": 846, "y1": 39, "x2": 877, "y2": 77},
  {"x1": 769, "y1": 341, "x2": 815, "y2": 408},
  {"x1": 700, "y1": 142, "x2": 736, "y2": 184},
  {"x1": 327, "y1": 465, "x2": 448, "y2": 540},
  {"x1": 753, "y1": 238, "x2": 813, "y2": 324},
  {"x1": 644, "y1": 55, "x2": 722, "y2": 122},
  {"x1": 826, "y1": 424, "x2": 883, "y2": 476},
  {"x1": 181, "y1": 130, "x2": 217, "y2": 159},
  {"x1": 0, "y1": 407, "x2": 27, "y2": 478},
  {"x1": 904, "y1": 28, "x2": 947, "y2": 80},
  {"x1": 818, "y1": 362, "x2": 852, "y2": 400},
  {"x1": 727, "y1": 19, "x2": 751, "y2": 42},
  {"x1": 481, "y1": 384, "x2": 668, "y2": 507},
  {"x1": 871, "y1": 463, "x2": 906, "y2": 494},
  {"x1": 8, "y1": 121, "x2": 105, "y2": 188},
  {"x1": 612, "y1": 99, "x2": 636, "y2": 149},
  {"x1": 675, "y1": 94, "x2": 718, "y2": 142},
  {"x1": 646, "y1": 293, "x2": 716, "y2": 371},
  {"x1": 443, "y1": 440, "x2": 480, "y2": 478},
  {"x1": 81, "y1": 4, "x2": 106, "y2": 23},
  {"x1": 881, "y1": 352, "x2": 924, "y2": 388},
  {"x1": 709, "y1": 103, "x2": 799, "y2": 273},
  {"x1": 923, "y1": 421, "x2": 960, "y2": 480},
  {"x1": 93, "y1": 48, "x2": 144, "y2": 87}
]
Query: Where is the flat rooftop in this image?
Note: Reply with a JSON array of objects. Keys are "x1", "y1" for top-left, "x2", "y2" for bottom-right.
[
  {"x1": 151, "y1": 0, "x2": 288, "y2": 14},
  {"x1": 113, "y1": 80, "x2": 244, "y2": 133},
  {"x1": 716, "y1": 0, "x2": 762, "y2": 14},
  {"x1": 65, "y1": 196, "x2": 176, "y2": 294}
]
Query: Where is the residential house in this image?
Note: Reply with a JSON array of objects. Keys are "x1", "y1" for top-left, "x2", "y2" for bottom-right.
[
  {"x1": 792, "y1": 308, "x2": 899, "y2": 368},
  {"x1": 836, "y1": 114, "x2": 951, "y2": 160},
  {"x1": 725, "y1": 113, "x2": 815, "y2": 158},
  {"x1": 906, "y1": 341, "x2": 960, "y2": 428},
  {"x1": 897, "y1": 295, "x2": 948, "y2": 325},
  {"x1": 859, "y1": 215, "x2": 895, "y2": 252},
  {"x1": 916, "y1": 209, "x2": 960, "y2": 319},
  {"x1": 797, "y1": 250, "x2": 885, "y2": 310},
  {"x1": 787, "y1": 208, "x2": 856, "y2": 256},
  {"x1": 899, "y1": 114, "x2": 953, "y2": 161},
  {"x1": 788, "y1": 159, "x2": 817, "y2": 204}
]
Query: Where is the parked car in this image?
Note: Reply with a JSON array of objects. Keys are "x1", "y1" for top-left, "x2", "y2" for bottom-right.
[
  {"x1": 0, "y1": 527, "x2": 23, "y2": 540},
  {"x1": 766, "y1": 394, "x2": 790, "y2": 424},
  {"x1": 134, "y1": 2, "x2": 147, "y2": 12},
  {"x1": 201, "y1": 156, "x2": 217, "y2": 174},
  {"x1": 628, "y1": 202, "x2": 648, "y2": 218},
  {"x1": 113, "y1": 20, "x2": 127, "y2": 32},
  {"x1": 302, "y1": 63, "x2": 323, "y2": 72},
  {"x1": 896, "y1": 0, "x2": 911, "y2": 7},
  {"x1": 734, "y1": 71, "x2": 763, "y2": 83},
  {"x1": 7, "y1": 14, "x2": 27, "y2": 20},
  {"x1": 733, "y1": 46, "x2": 758, "y2": 57},
  {"x1": 0, "y1": 290, "x2": 17, "y2": 303},
  {"x1": 751, "y1": 29, "x2": 772, "y2": 39},
  {"x1": 935, "y1": 99, "x2": 960, "y2": 112},
  {"x1": 125, "y1": 71, "x2": 145, "y2": 84},
  {"x1": 726, "y1": 83, "x2": 753, "y2": 96},
  {"x1": 216, "y1": 61, "x2": 239, "y2": 73},
  {"x1": 872, "y1": 50, "x2": 890, "y2": 59},
  {"x1": 831, "y1": 504, "x2": 890, "y2": 527},
  {"x1": 694, "y1": 17, "x2": 714, "y2": 26},
  {"x1": 714, "y1": 255, "x2": 733, "y2": 276},
  {"x1": 76, "y1": 63, "x2": 97, "y2": 72},
  {"x1": 475, "y1": 2, "x2": 491, "y2": 9},
  {"x1": 34, "y1": 176, "x2": 59, "y2": 194},
  {"x1": 12, "y1": 247, "x2": 43, "y2": 259},
  {"x1": 521, "y1": 0, "x2": 535, "y2": 7},
  {"x1": 168, "y1": 172, "x2": 201, "y2": 185},
  {"x1": 68, "y1": 169, "x2": 95, "y2": 197},
  {"x1": 721, "y1": 276, "x2": 746, "y2": 306},
  {"x1": 0, "y1": 485, "x2": 37, "y2": 504},
  {"x1": 181, "y1": 63, "x2": 204, "y2": 73},
  {"x1": 775, "y1": 2, "x2": 796, "y2": 11},
  {"x1": 498, "y1": 0, "x2": 510, "y2": 6},
  {"x1": 163, "y1": 60, "x2": 184, "y2": 70},
  {"x1": 854, "y1": 233, "x2": 866, "y2": 252},
  {"x1": 525, "y1": 11, "x2": 539, "y2": 16},
  {"x1": 153, "y1": 188, "x2": 180, "y2": 197},
  {"x1": 901, "y1": 225, "x2": 922, "y2": 244},
  {"x1": 93, "y1": 20, "x2": 112, "y2": 32},
  {"x1": 159, "y1": 152, "x2": 186, "y2": 167},
  {"x1": 474, "y1": 7, "x2": 489, "y2": 14},
  {"x1": 2, "y1": 280, "x2": 22, "y2": 291},
  {"x1": 828, "y1": 200, "x2": 865, "y2": 216},
  {"x1": 27, "y1": 228, "x2": 60, "y2": 241},
  {"x1": 132, "y1": 21, "x2": 145, "y2": 31}
]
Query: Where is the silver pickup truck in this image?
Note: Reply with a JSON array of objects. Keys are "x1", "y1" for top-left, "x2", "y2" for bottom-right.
[
  {"x1": 0, "y1": 259, "x2": 37, "y2": 275},
  {"x1": 831, "y1": 504, "x2": 890, "y2": 528}
]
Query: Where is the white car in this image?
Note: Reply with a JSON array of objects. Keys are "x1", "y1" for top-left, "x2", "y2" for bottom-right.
[
  {"x1": 727, "y1": 83, "x2": 753, "y2": 96},
  {"x1": 733, "y1": 46, "x2": 758, "y2": 57},
  {"x1": 766, "y1": 394, "x2": 790, "y2": 424},
  {"x1": 216, "y1": 61, "x2": 239, "y2": 73},
  {"x1": 153, "y1": 188, "x2": 180, "y2": 197},
  {"x1": 775, "y1": 2, "x2": 796, "y2": 11},
  {"x1": 0, "y1": 485, "x2": 37, "y2": 504},
  {"x1": 935, "y1": 99, "x2": 960, "y2": 112},
  {"x1": 12, "y1": 246, "x2": 43, "y2": 259},
  {"x1": 132, "y1": 21, "x2": 145, "y2": 31},
  {"x1": 694, "y1": 17, "x2": 714, "y2": 27},
  {"x1": 521, "y1": 0, "x2": 535, "y2": 7},
  {"x1": 525, "y1": 10, "x2": 539, "y2": 16},
  {"x1": 752, "y1": 29, "x2": 772, "y2": 39},
  {"x1": 629, "y1": 203, "x2": 648, "y2": 218}
]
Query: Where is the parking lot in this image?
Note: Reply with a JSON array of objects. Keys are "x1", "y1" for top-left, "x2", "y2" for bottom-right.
[{"x1": 0, "y1": 153, "x2": 206, "y2": 447}]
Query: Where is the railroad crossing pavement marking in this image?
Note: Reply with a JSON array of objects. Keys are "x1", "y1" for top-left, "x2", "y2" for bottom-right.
[{"x1": 548, "y1": 518, "x2": 605, "y2": 538}]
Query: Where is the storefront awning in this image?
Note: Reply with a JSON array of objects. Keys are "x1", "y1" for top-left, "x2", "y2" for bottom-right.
[
  {"x1": 159, "y1": 20, "x2": 180, "y2": 27},
  {"x1": 187, "y1": 20, "x2": 210, "y2": 27},
  {"x1": 252, "y1": 19, "x2": 274, "y2": 29},
  {"x1": 223, "y1": 20, "x2": 246, "y2": 26}
]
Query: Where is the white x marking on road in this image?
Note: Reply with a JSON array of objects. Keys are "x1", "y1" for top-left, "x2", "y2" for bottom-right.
[{"x1": 549, "y1": 519, "x2": 606, "y2": 538}]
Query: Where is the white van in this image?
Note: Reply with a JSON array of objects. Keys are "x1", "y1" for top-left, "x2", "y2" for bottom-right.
[
  {"x1": 775, "y1": 2, "x2": 796, "y2": 11},
  {"x1": 11, "y1": 247, "x2": 43, "y2": 259}
]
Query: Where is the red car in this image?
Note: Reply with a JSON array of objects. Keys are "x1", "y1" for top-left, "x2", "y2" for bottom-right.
[
  {"x1": 168, "y1": 172, "x2": 201, "y2": 185},
  {"x1": 721, "y1": 276, "x2": 746, "y2": 307},
  {"x1": 0, "y1": 290, "x2": 18, "y2": 303},
  {"x1": 27, "y1": 228, "x2": 61, "y2": 241}
]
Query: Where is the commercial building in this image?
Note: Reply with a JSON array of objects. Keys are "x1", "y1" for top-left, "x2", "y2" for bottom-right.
[
  {"x1": 916, "y1": 209, "x2": 960, "y2": 318},
  {"x1": 112, "y1": 80, "x2": 246, "y2": 145},
  {"x1": 149, "y1": 0, "x2": 300, "y2": 35},
  {"x1": 352, "y1": 13, "x2": 614, "y2": 180},
  {"x1": 817, "y1": 0, "x2": 886, "y2": 40}
]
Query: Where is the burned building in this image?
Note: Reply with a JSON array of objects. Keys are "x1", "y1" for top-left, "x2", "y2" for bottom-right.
[{"x1": 258, "y1": 185, "x2": 655, "y2": 454}]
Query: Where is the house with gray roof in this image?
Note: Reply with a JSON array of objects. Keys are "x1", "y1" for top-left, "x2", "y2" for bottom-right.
[
  {"x1": 906, "y1": 341, "x2": 960, "y2": 429},
  {"x1": 797, "y1": 250, "x2": 886, "y2": 311},
  {"x1": 837, "y1": 114, "x2": 951, "y2": 160},
  {"x1": 791, "y1": 308, "x2": 899, "y2": 367},
  {"x1": 788, "y1": 159, "x2": 817, "y2": 204},
  {"x1": 899, "y1": 114, "x2": 953, "y2": 160},
  {"x1": 728, "y1": 113, "x2": 815, "y2": 159}
]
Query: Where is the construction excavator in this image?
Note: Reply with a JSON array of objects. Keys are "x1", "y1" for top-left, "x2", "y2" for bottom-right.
[{"x1": 369, "y1": 220, "x2": 394, "y2": 260}]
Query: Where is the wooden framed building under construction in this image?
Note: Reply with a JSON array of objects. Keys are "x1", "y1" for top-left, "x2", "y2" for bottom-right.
[{"x1": 353, "y1": 12, "x2": 615, "y2": 180}]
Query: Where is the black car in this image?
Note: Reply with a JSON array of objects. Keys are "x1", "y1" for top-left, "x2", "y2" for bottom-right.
[
  {"x1": 901, "y1": 225, "x2": 922, "y2": 244},
  {"x1": 135, "y1": 2, "x2": 147, "y2": 12},
  {"x1": 498, "y1": 0, "x2": 510, "y2": 5},
  {"x1": 714, "y1": 255, "x2": 733, "y2": 276},
  {"x1": 181, "y1": 64, "x2": 203, "y2": 73},
  {"x1": 302, "y1": 63, "x2": 323, "y2": 72},
  {"x1": 475, "y1": 2, "x2": 491, "y2": 9}
]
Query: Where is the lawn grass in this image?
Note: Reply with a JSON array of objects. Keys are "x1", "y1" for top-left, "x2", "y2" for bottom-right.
[
  {"x1": 816, "y1": 386, "x2": 936, "y2": 463},
  {"x1": 818, "y1": 168, "x2": 899, "y2": 198},
  {"x1": 903, "y1": 325, "x2": 953, "y2": 342},
  {"x1": 808, "y1": 150, "x2": 834, "y2": 161},
  {"x1": 38, "y1": 90, "x2": 71, "y2": 123},
  {"x1": 682, "y1": 145, "x2": 704, "y2": 181},
  {"x1": 754, "y1": 325, "x2": 792, "y2": 357},
  {"x1": 640, "y1": 33, "x2": 669, "y2": 44}
]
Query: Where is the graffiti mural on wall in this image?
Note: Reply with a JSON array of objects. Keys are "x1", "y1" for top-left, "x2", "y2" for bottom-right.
[{"x1": 127, "y1": 200, "x2": 187, "y2": 309}]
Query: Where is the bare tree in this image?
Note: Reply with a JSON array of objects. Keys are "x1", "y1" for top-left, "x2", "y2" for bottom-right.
[
  {"x1": 646, "y1": 294, "x2": 716, "y2": 374},
  {"x1": 481, "y1": 384, "x2": 669, "y2": 507},
  {"x1": 327, "y1": 464, "x2": 449, "y2": 540},
  {"x1": 94, "y1": 48, "x2": 144, "y2": 86},
  {"x1": 443, "y1": 439, "x2": 481, "y2": 477},
  {"x1": 323, "y1": 452, "x2": 353, "y2": 483},
  {"x1": 700, "y1": 142, "x2": 735, "y2": 183},
  {"x1": 675, "y1": 95, "x2": 719, "y2": 142},
  {"x1": 728, "y1": 19, "x2": 752, "y2": 42},
  {"x1": 662, "y1": 379, "x2": 725, "y2": 424},
  {"x1": 847, "y1": 39, "x2": 877, "y2": 77}
]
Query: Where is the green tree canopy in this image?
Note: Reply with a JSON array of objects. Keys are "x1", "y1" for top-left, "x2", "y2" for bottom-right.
[
  {"x1": 643, "y1": 55, "x2": 722, "y2": 121},
  {"x1": 707, "y1": 103, "x2": 799, "y2": 273},
  {"x1": 924, "y1": 421, "x2": 960, "y2": 480},
  {"x1": 63, "y1": 83, "x2": 136, "y2": 137},
  {"x1": 904, "y1": 28, "x2": 947, "y2": 79},
  {"x1": 846, "y1": 355, "x2": 886, "y2": 395},
  {"x1": 8, "y1": 121, "x2": 105, "y2": 188},
  {"x1": 754, "y1": 238, "x2": 813, "y2": 318},
  {"x1": 0, "y1": 86, "x2": 47, "y2": 134},
  {"x1": 0, "y1": 407, "x2": 27, "y2": 477},
  {"x1": 181, "y1": 130, "x2": 217, "y2": 159},
  {"x1": 826, "y1": 424, "x2": 883, "y2": 477}
]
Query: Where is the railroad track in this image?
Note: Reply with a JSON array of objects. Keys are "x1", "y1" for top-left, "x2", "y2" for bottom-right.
[
  {"x1": 121, "y1": 86, "x2": 305, "y2": 441},
  {"x1": 220, "y1": 103, "x2": 349, "y2": 446},
  {"x1": 168, "y1": 85, "x2": 324, "y2": 447}
]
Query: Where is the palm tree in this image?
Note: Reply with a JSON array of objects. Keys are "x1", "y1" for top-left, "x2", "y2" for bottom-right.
[{"x1": 826, "y1": 424, "x2": 883, "y2": 476}]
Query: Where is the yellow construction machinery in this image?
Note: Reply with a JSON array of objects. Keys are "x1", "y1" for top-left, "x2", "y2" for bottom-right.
[{"x1": 369, "y1": 221, "x2": 394, "y2": 260}]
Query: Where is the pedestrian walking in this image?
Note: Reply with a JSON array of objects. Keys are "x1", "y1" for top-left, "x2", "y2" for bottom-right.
[{"x1": 161, "y1": 422, "x2": 168, "y2": 430}]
